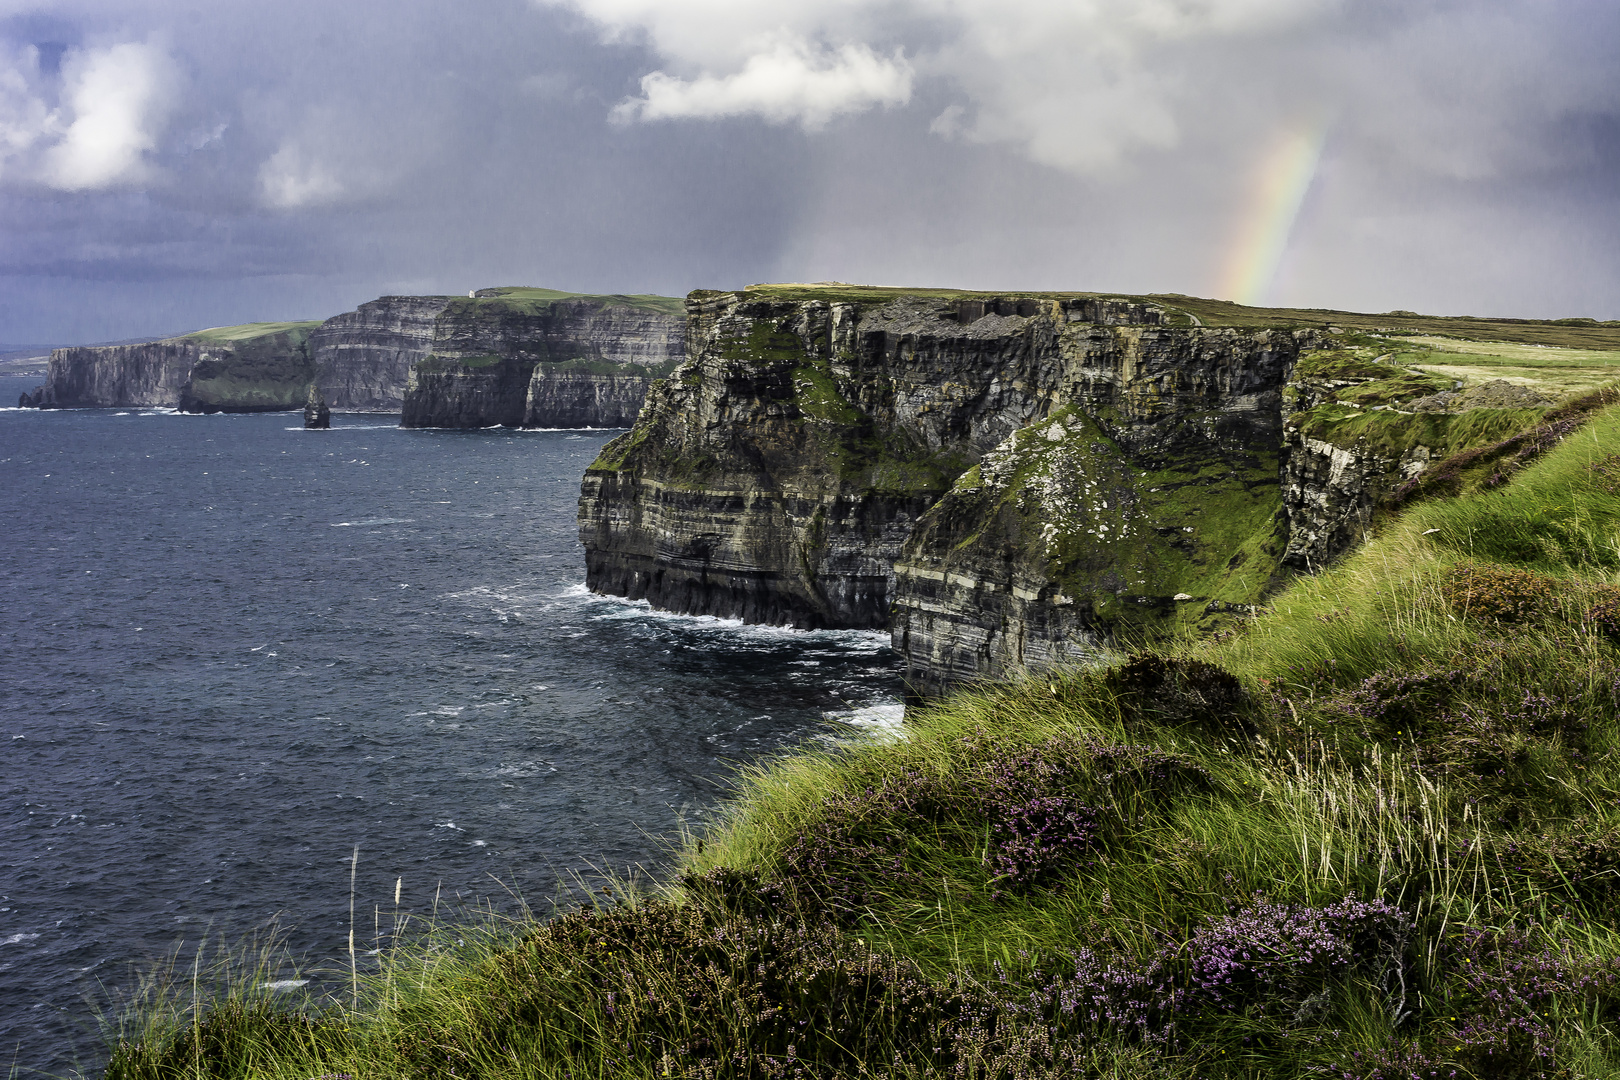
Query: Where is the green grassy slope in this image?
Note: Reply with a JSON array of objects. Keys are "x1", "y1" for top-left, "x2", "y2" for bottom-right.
[
  {"x1": 472, "y1": 286, "x2": 685, "y2": 318},
  {"x1": 105, "y1": 394, "x2": 1620, "y2": 1079},
  {"x1": 180, "y1": 322, "x2": 323, "y2": 344}
]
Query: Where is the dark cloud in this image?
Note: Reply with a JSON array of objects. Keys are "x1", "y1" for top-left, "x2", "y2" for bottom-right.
[{"x1": 0, "y1": 0, "x2": 1615, "y2": 342}]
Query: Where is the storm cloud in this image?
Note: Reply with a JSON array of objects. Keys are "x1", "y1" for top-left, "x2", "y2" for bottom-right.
[{"x1": 0, "y1": 0, "x2": 1614, "y2": 342}]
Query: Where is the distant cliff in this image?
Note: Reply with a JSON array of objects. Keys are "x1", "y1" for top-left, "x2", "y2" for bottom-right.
[
  {"x1": 20, "y1": 287, "x2": 683, "y2": 427},
  {"x1": 308, "y1": 295, "x2": 451, "y2": 412},
  {"x1": 21, "y1": 322, "x2": 319, "y2": 412},
  {"x1": 579, "y1": 285, "x2": 1583, "y2": 694},
  {"x1": 396, "y1": 288, "x2": 683, "y2": 428}
]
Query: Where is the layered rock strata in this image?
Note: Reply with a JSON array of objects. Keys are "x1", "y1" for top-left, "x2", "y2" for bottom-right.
[
  {"x1": 22, "y1": 288, "x2": 683, "y2": 426},
  {"x1": 1278, "y1": 363, "x2": 1548, "y2": 568},
  {"x1": 578, "y1": 290, "x2": 1302, "y2": 658},
  {"x1": 308, "y1": 295, "x2": 452, "y2": 412},
  {"x1": 580, "y1": 286, "x2": 1563, "y2": 694},
  {"x1": 23, "y1": 324, "x2": 319, "y2": 412},
  {"x1": 303, "y1": 386, "x2": 331, "y2": 429},
  {"x1": 396, "y1": 291, "x2": 683, "y2": 428},
  {"x1": 23, "y1": 342, "x2": 197, "y2": 408}
]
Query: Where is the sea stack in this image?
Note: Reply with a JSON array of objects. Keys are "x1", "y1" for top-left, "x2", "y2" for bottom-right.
[{"x1": 303, "y1": 385, "x2": 331, "y2": 429}]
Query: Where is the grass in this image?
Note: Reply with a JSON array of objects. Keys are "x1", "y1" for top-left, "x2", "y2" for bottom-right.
[
  {"x1": 1404, "y1": 336, "x2": 1620, "y2": 398},
  {"x1": 180, "y1": 323, "x2": 323, "y2": 344},
  {"x1": 465, "y1": 288, "x2": 685, "y2": 319},
  {"x1": 100, "y1": 400, "x2": 1620, "y2": 1079},
  {"x1": 729, "y1": 284, "x2": 1620, "y2": 349}
]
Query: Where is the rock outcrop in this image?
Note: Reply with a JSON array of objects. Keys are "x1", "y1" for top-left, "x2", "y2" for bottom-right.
[
  {"x1": 303, "y1": 385, "x2": 331, "y2": 429},
  {"x1": 579, "y1": 286, "x2": 1562, "y2": 695},
  {"x1": 396, "y1": 289, "x2": 683, "y2": 428},
  {"x1": 22, "y1": 342, "x2": 195, "y2": 408},
  {"x1": 1278, "y1": 361, "x2": 1547, "y2": 568},
  {"x1": 24, "y1": 323, "x2": 319, "y2": 412},
  {"x1": 579, "y1": 288, "x2": 1301, "y2": 651}
]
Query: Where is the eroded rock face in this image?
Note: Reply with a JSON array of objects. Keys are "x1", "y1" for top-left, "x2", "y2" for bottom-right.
[
  {"x1": 524, "y1": 370, "x2": 654, "y2": 428},
  {"x1": 577, "y1": 290, "x2": 1301, "y2": 653},
  {"x1": 176, "y1": 327, "x2": 319, "y2": 414},
  {"x1": 893, "y1": 326, "x2": 1304, "y2": 694},
  {"x1": 23, "y1": 290, "x2": 683, "y2": 425},
  {"x1": 1279, "y1": 371, "x2": 1548, "y2": 569},
  {"x1": 30, "y1": 325, "x2": 319, "y2": 413},
  {"x1": 30, "y1": 342, "x2": 200, "y2": 408},
  {"x1": 303, "y1": 385, "x2": 331, "y2": 429},
  {"x1": 582, "y1": 289, "x2": 1569, "y2": 693},
  {"x1": 395, "y1": 293, "x2": 684, "y2": 429},
  {"x1": 310, "y1": 295, "x2": 453, "y2": 413}
]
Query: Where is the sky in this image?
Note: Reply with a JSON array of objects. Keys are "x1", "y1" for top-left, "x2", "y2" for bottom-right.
[{"x1": 0, "y1": 0, "x2": 1616, "y2": 343}]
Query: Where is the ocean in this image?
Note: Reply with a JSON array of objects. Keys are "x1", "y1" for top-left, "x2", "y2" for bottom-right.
[{"x1": 0, "y1": 376, "x2": 904, "y2": 1073}]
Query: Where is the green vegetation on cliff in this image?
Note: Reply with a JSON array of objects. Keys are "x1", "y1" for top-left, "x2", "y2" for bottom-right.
[
  {"x1": 468, "y1": 286, "x2": 685, "y2": 319},
  {"x1": 105, "y1": 390, "x2": 1620, "y2": 1079},
  {"x1": 181, "y1": 321, "x2": 322, "y2": 345},
  {"x1": 733, "y1": 283, "x2": 1620, "y2": 350}
]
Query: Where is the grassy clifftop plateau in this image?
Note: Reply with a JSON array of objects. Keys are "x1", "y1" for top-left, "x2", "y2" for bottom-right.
[
  {"x1": 469, "y1": 286, "x2": 686, "y2": 319},
  {"x1": 737, "y1": 282, "x2": 1620, "y2": 349},
  {"x1": 180, "y1": 322, "x2": 323, "y2": 345},
  {"x1": 108, "y1": 390, "x2": 1620, "y2": 1078}
]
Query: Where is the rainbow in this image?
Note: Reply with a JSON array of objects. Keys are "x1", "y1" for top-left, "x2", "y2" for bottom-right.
[{"x1": 1216, "y1": 121, "x2": 1330, "y2": 307}]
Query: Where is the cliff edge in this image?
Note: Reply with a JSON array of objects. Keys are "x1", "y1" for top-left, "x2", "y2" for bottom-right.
[
  {"x1": 580, "y1": 285, "x2": 1610, "y2": 694},
  {"x1": 22, "y1": 322, "x2": 320, "y2": 412},
  {"x1": 397, "y1": 288, "x2": 683, "y2": 428}
]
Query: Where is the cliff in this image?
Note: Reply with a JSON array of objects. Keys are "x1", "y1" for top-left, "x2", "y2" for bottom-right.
[
  {"x1": 21, "y1": 322, "x2": 320, "y2": 411},
  {"x1": 308, "y1": 295, "x2": 452, "y2": 412},
  {"x1": 20, "y1": 287, "x2": 683, "y2": 427},
  {"x1": 580, "y1": 285, "x2": 1596, "y2": 694},
  {"x1": 396, "y1": 288, "x2": 683, "y2": 428}
]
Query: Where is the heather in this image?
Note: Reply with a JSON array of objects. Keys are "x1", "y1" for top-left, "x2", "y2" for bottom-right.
[{"x1": 102, "y1": 402, "x2": 1620, "y2": 1078}]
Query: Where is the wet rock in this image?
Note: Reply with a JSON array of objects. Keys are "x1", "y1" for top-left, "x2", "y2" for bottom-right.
[{"x1": 303, "y1": 386, "x2": 330, "y2": 429}]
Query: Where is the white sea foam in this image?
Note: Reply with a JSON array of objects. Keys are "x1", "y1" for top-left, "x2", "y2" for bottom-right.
[
  {"x1": 587, "y1": 597, "x2": 890, "y2": 650},
  {"x1": 1, "y1": 932, "x2": 41, "y2": 946},
  {"x1": 826, "y1": 702, "x2": 907, "y2": 741},
  {"x1": 330, "y1": 518, "x2": 414, "y2": 527},
  {"x1": 493, "y1": 760, "x2": 556, "y2": 778}
]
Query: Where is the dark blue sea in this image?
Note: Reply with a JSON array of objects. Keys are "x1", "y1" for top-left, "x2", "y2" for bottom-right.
[{"x1": 0, "y1": 376, "x2": 904, "y2": 1075}]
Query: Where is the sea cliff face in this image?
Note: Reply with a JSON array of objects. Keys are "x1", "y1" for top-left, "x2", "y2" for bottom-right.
[
  {"x1": 23, "y1": 323, "x2": 319, "y2": 412},
  {"x1": 397, "y1": 290, "x2": 684, "y2": 429},
  {"x1": 25, "y1": 342, "x2": 196, "y2": 408},
  {"x1": 22, "y1": 288, "x2": 683, "y2": 426},
  {"x1": 891, "y1": 325, "x2": 1305, "y2": 693},
  {"x1": 578, "y1": 289, "x2": 1238, "y2": 635},
  {"x1": 579, "y1": 286, "x2": 1568, "y2": 694},
  {"x1": 308, "y1": 295, "x2": 451, "y2": 412}
]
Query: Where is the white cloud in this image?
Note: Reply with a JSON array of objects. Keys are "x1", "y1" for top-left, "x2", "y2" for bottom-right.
[
  {"x1": 257, "y1": 141, "x2": 345, "y2": 209},
  {"x1": 541, "y1": 0, "x2": 1617, "y2": 182},
  {"x1": 42, "y1": 41, "x2": 173, "y2": 190},
  {"x1": 614, "y1": 39, "x2": 912, "y2": 128},
  {"x1": 0, "y1": 46, "x2": 56, "y2": 175}
]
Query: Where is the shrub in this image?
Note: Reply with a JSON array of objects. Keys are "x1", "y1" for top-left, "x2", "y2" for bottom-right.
[
  {"x1": 1583, "y1": 584, "x2": 1620, "y2": 639},
  {"x1": 1442, "y1": 564, "x2": 1554, "y2": 623}
]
